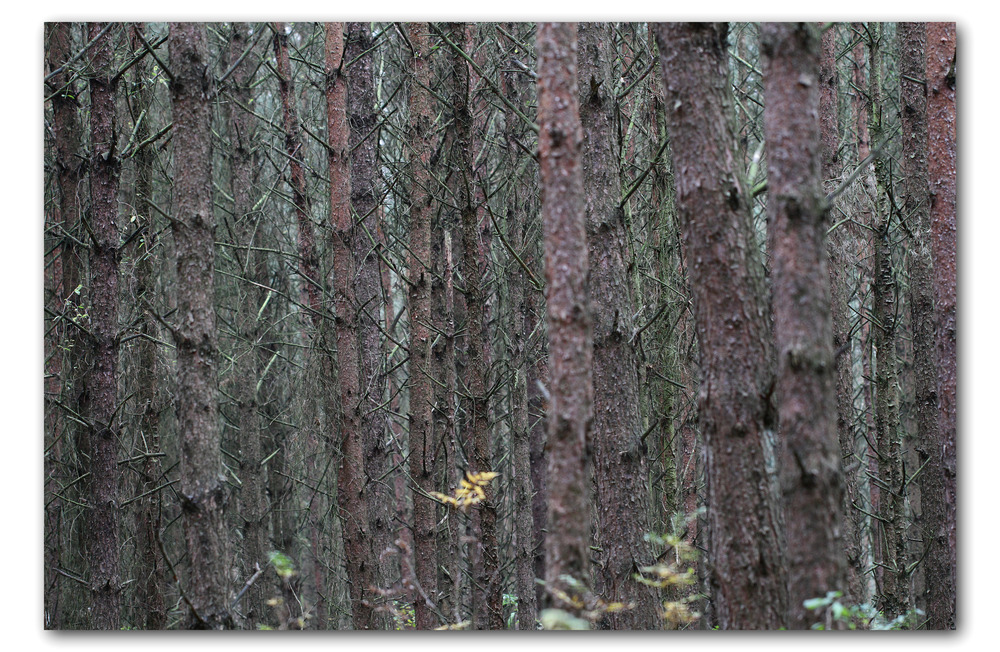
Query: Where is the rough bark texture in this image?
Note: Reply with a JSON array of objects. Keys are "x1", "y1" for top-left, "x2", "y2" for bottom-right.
[
  {"x1": 537, "y1": 21, "x2": 594, "y2": 617},
  {"x1": 327, "y1": 21, "x2": 380, "y2": 630},
  {"x1": 225, "y1": 21, "x2": 269, "y2": 630},
  {"x1": 819, "y1": 23, "x2": 865, "y2": 606},
  {"x1": 898, "y1": 23, "x2": 936, "y2": 624},
  {"x1": 405, "y1": 21, "x2": 439, "y2": 629},
  {"x1": 441, "y1": 23, "x2": 503, "y2": 631},
  {"x1": 274, "y1": 23, "x2": 332, "y2": 628},
  {"x1": 654, "y1": 22, "x2": 787, "y2": 630},
  {"x1": 925, "y1": 21, "x2": 957, "y2": 631},
  {"x1": 433, "y1": 22, "x2": 463, "y2": 625},
  {"x1": 898, "y1": 23, "x2": 946, "y2": 628},
  {"x1": 346, "y1": 22, "x2": 396, "y2": 608},
  {"x1": 850, "y1": 27, "x2": 879, "y2": 605},
  {"x1": 169, "y1": 22, "x2": 231, "y2": 629},
  {"x1": 83, "y1": 21, "x2": 122, "y2": 631},
  {"x1": 501, "y1": 21, "x2": 540, "y2": 630},
  {"x1": 761, "y1": 22, "x2": 848, "y2": 629},
  {"x1": 274, "y1": 24, "x2": 320, "y2": 321},
  {"x1": 128, "y1": 22, "x2": 167, "y2": 630},
  {"x1": 578, "y1": 22, "x2": 659, "y2": 630},
  {"x1": 867, "y1": 26, "x2": 907, "y2": 619},
  {"x1": 45, "y1": 21, "x2": 85, "y2": 630}
]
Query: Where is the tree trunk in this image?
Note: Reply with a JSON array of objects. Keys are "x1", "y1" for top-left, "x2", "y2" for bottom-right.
[
  {"x1": 925, "y1": 21, "x2": 957, "y2": 630},
  {"x1": 345, "y1": 22, "x2": 397, "y2": 611},
  {"x1": 169, "y1": 22, "x2": 231, "y2": 629},
  {"x1": 537, "y1": 21, "x2": 595, "y2": 619},
  {"x1": 577, "y1": 21, "x2": 659, "y2": 630},
  {"x1": 439, "y1": 22, "x2": 504, "y2": 630},
  {"x1": 654, "y1": 22, "x2": 787, "y2": 630},
  {"x1": 326, "y1": 21, "x2": 381, "y2": 630},
  {"x1": 405, "y1": 21, "x2": 440, "y2": 630},
  {"x1": 273, "y1": 23, "x2": 333, "y2": 628},
  {"x1": 899, "y1": 23, "x2": 935, "y2": 624},
  {"x1": 81, "y1": 21, "x2": 123, "y2": 631},
  {"x1": 501, "y1": 21, "x2": 540, "y2": 630},
  {"x1": 898, "y1": 20, "x2": 936, "y2": 628},
  {"x1": 128, "y1": 22, "x2": 167, "y2": 630},
  {"x1": 760, "y1": 22, "x2": 848, "y2": 629},
  {"x1": 819, "y1": 23, "x2": 866, "y2": 606},
  {"x1": 867, "y1": 25, "x2": 908, "y2": 620},
  {"x1": 224, "y1": 21, "x2": 270, "y2": 630},
  {"x1": 849, "y1": 25, "x2": 879, "y2": 605},
  {"x1": 432, "y1": 22, "x2": 463, "y2": 625},
  {"x1": 44, "y1": 21, "x2": 86, "y2": 631}
]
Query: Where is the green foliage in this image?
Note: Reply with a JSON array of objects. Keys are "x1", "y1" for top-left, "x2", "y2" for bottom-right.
[
  {"x1": 267, "y1": 550, "x2": 296, "y2": 580},
  {"x1": 503, "y1": 593, "x2": 518, "y2": 630},
  {"x1": 393, "y1": 600, "x2": 415, "y2": 630},
  {"x1": 540, "y1": 609, "x2": 591, "y2": 630},
  {"x1": 635, "y1": 511, "x2": 703, "y2": 627},
  {"x1": 804, "y1": 591, "x2": 926, "y2": 630},
  {"x1": 537, "y1": 575, "x2": 630, "y2": 629}
]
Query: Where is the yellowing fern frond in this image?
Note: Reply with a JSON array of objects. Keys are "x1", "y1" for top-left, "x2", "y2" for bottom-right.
[{"x1": 429, "y1": 470, "x2": 499, "y2": 510}]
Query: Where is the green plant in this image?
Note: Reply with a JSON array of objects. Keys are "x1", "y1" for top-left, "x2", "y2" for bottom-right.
[
  {"x1": 804, "y1": 591, "x2": 926, "y2": 630},
  {"x1": 635, "y1": 510, "x2": 703, "y2": 628},
  {"x1": 503, "y1": 593, "x2": 518, "y2": 629},
  {"x1": 267, "y1": 550, "x2": 296, "y2": 580}
]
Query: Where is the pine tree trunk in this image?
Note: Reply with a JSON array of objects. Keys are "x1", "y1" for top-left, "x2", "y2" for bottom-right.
[
  {"x1": 83, "y1": 21, "x2": 122, "y2": 631},
  {"x1": 326, "y1": 21, "x2": 381, "y2": 630},
  {"x1": 405, "y1": 21, "x2": 440, "y2": 630},
  {"x1": 537, "y1": 21, "x2": 595, "y2": 618},
  {"x1": 819, "y1": 23, "x2": 866, "y2": 606},
  {"x1": 898, "y1": 24, "x2": 936, "y2": 623},
  {"x1": 169, "y1": 21, "x2": 231, "y2": 629},
  {"x1": 654, "y1": 22, "x2": 787, "y2": 630},
  {"x1": 501, "y1": 21, "x2": 540, "y2": 629},
  {"x1": 924, "y1": 21, "x2": 957, "y2": 630},
  {"x1": 345, "y1": 22, "x2": 397, "y2": 610},
  {"x1": 578, "y1": 21, "x2": 659, "y2": 630},
  {"x1": 761, "y1": 22, "x2": 848, "y2": 629},
  {"x1": 128, "y1": 22, "x2": 167, "y2": 630},
  {"x1": 867, "y1": 25, "x2": 908, "y2": 619},
  {"x1": 44, "y1": 21, "x2": 85, "y2": 630},
  {"x1": 849, "y1": 26, "x2": 879, "y2": 605}
]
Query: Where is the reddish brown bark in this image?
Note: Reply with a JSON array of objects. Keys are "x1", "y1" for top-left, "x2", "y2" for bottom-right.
[
  {"x1": 761, "y1": 22, "x2": 848, "y2": 628},
  {"x1": 169, "y1": 22, "x2": 231, "y2": 629},
  {"x1": 501, "y1": 21, "x2": 540, "y2": 629},
  {"x1": 439, "y1": 22, "x2": 503, "y2": 630},
  {"x1": 326, "y1": 21, "x2": 380, "y2": 630},
  {"x1": 537, "y1": 21, "x2": 594, "y2": 616},
  {"x1": 44, "y1": 21, "x2": 84, "y2": 630},
  {"x1": 128, "y1": 22, "x2": 167, "y2": 630},
  {"x1": 80, "y1": 21, "x2": 123, "y2": 631},
  {"x1": 578, "y1": 22, "x2": 658, "y2": 630},
  {"x1": 405, "y1": 21, "x2": 440, "y2": 629},
  {"x1": 925, "y1": 21, "x2": 957, "y2": 630},
  {"x1": 899, "y1": 23, "x2": 937, "y2": 625},
  {"x1": 432, "y1": 22, "x2": 463, "y2": 624},
  {"x1": 345, "y1": 22, "x2": 396, "y2": 607},
  {"x1": 654, "y1": 22, "x2": 787, "y2": 630},
  {"x1": 274, "y1": 24, "x2": 321, "y2": 323}
]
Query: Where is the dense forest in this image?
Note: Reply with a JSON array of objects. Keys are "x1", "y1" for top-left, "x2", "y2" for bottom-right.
[{"x1": 42, "y1": 21, "x2": 957, "y2": 630}]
